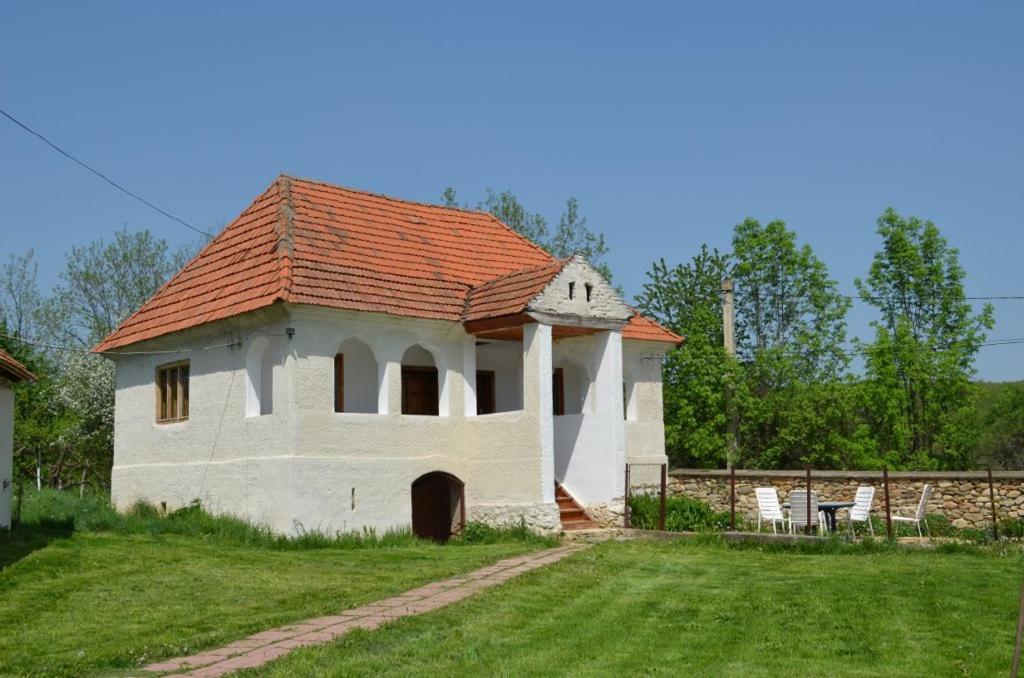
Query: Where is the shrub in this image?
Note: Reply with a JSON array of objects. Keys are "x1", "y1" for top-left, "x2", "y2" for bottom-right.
[
  {"x1": 455, "y1": 520, "x2": 557, "y2": 546},
  {"x1": 628, "y1": 493, "x2": 730, "y2": 532}
]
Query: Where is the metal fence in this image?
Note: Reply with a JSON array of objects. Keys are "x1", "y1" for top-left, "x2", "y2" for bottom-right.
[{"x1": 624, "y1": 462, "x2": 667, "y2": 531}]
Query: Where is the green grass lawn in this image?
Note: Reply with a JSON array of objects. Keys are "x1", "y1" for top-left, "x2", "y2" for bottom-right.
[
  {"x1": 0, "y1": 515, "x2": 544, "y2": 676},
  {"x1": 243, "y1": 539, "x2": 1024, "y2": 678}
]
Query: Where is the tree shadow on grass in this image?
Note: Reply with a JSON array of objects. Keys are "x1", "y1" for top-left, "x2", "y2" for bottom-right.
[{"x1": 0, "y1": 519, "x2": 74, "y2": 570}]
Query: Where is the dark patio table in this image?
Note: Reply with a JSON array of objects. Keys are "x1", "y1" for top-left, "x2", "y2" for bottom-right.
[{"x1": 783, "y1": 501, "x2": 855, "y2": 533}]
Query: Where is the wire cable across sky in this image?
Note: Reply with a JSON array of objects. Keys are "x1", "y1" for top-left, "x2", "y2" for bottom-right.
[{"x1": 0, "y1": 106, "x2": 212, "y2": 239}]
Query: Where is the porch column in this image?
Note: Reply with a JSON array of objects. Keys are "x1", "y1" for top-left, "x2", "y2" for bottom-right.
[
  {"x1": 462, "y1": 336, "x2": 477, "y2": 417},
  {"x1": 523, "y1": 322, "x2": 555, "y2": 503},
  {"x1": 593, "y1": 329, "x2": 626, "y2": 499}
]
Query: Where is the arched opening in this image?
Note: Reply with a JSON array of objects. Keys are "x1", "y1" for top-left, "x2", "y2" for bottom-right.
[
  {"x1": 552, "y1": 360, "x2": 588, "y2": 415},
  {"x1": 411, "y1": 471, "x2": 465, "y2": 542},
  {"x1": 245, "y1": 336, "x2": 273, "y2": 417},
  {"x1": 474, "y1": 340, "x2": 523, "y2": 414},
  {"x1": 334, "y1": 338, "x2": 380, "y2": 414},
  {"x1": 401, "y1": 344, "x2": 439, "y2": 416}
]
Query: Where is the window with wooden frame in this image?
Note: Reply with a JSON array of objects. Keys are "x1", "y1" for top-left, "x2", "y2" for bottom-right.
[
  {"x1": 401, "y1": 366, "x2": 439, "y2": 415},
  {"x1": 156, "y1": 360, "x2": 189, "y2": 423},
  {"x1": 552, "y1": 368, "x2": 565, "y2": 416},
  {"x1": 476, "y1": 370, "x2": 496, "y2": 415}
]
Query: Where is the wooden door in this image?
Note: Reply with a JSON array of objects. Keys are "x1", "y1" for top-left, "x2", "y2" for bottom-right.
[{"x1": 402, "y1": 366, "x2": 439, "y2": 415}]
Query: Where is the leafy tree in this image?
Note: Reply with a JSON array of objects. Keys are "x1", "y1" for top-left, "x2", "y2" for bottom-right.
[
  {"x1": 855, "y1": 208, "x2": 994, "y2": 469},
  {"x1": 0, "y1": 250, "x2": 44, "y2": 341},
  {"x1": 3, "y1": 229, "x2": 194, "y2": 490},
  {"x1": 635, "y1": 246, "x2": 732, "y2": 467},
  {"x1": 730, "y1": 219, "x2": 857, "y2": 468},
  {"x1": 442, "y1": 187, "x2": 612, "y2": 280},
  {"x1": 732, "y1": 218, "x2": 851, "y2": 383},
  {"x1": 43, "y1": 228, "x2": 195, "y2": 347},
  {"x1": 974, "y1": 382, "x2": 1024, "y2": 470}
]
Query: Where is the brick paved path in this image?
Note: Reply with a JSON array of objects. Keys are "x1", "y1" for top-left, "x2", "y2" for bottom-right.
[{"x1": 143, "y1": 544, "x2": 587, "y2": 677}]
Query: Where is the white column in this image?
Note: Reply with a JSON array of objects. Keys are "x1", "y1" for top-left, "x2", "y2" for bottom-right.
[
  {"x1": 593, "y1": 330, "x2": 626, "y2": 499},
  {"x1": 462, "y1": 336, "x2": 477, "y2": 417},
  {"x1": 383, "y1": 360, "x2": 400, "y2": 415},
  {"x1": 523, "y1": 322, "x2": 555, "y2": 503}
]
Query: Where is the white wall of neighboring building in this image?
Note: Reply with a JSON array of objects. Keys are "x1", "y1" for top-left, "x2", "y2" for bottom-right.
[
  {"x1": 623, "y1": 340, "x2": 670, "y2": 465},
  {"x1": 1, "y1": 380, "x2": 13, "y2": 529}
]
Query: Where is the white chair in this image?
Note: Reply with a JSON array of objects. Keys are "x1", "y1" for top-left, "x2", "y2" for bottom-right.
[
  {"x1": 847, "y1": 486, "x2": 876, "y2": 536},
  {"x1": 789, "y1": 490, "x2": 826, "y2": 535},
  {"x1": 755, "y1": 487, "x2": 787, "y2": 533},
  {"x1": 892, "y1": 484, "x2": 933, "y2": 538}
]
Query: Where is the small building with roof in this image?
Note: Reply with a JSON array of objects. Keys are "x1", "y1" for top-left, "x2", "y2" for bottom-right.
[
  {"x1": 1, "y1": 347, "x2": 35, "y2": 529},
  {"x1": 96, "y1": 175, "x2": 680, "y2": 538}
]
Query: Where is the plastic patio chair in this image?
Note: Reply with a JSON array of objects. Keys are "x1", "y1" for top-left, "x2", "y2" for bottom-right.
[
  {"x1": 847, "y1": 486, "x2": 876, "y2": 536},
  {"x1": 788, "y1": 490, "x2": 826, "y2": 535},
  {"x1": 755, "y1": 487, "x2": 787, "y2": 534},
  {"x1": 892, "y1": 484, "x2": 933, "y2": 538}
]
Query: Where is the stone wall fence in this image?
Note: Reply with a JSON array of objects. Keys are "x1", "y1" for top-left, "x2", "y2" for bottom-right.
[{"x1": 668, "y1": 469, "x2": 1024, "y2": 531}]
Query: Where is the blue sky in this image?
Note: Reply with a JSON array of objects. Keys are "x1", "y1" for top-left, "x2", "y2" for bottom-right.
[{"x1": 2, "y1": 2, "x2": 1022, "y2": 379}]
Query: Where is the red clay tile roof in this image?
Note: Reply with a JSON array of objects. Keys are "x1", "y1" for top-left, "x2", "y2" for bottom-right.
[
  {"x1": 463, "y1": 260, "x2": 568, "y2": 323},
  {"x1": 0, "y1": 348, "x2": 35, "y2": 382},
  {"x1": 622, "y1": 313, "x2": 683, "y2": 344},
  {"x1": 95, "y1": 175, "x2": 679, "y2": 351}
]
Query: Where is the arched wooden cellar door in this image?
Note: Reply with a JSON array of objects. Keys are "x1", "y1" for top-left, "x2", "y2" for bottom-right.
[{"x1": 411, "y1": 471, "x2": 465, "y2": 542}]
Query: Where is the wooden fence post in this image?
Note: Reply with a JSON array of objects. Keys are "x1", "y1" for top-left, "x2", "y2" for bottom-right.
[
  {"x1": 805, "y1": 468, "x2": 812, "y2": 534},
  {"x1": 623, "y1": 464, "x2": 631, "y2": 529},
  {"x1": 659, "y1": 464, "x2": 667, "y2": 532},
  {"x1": 729, "y1": 465, "x2": 736, "y2": 531},
  {"x1": 883, "y1": 466, "x2": 893, "y2": 541},
  {"x1": 987, "y1": 468, "x2": 999, "y2": 541}
]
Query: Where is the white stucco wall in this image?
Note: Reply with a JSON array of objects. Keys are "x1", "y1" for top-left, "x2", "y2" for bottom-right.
[
  {"x1": 623, "y1": 341, "x2": 670, "y2": 465},
  {"x1": 110, "y1": 305, "x2": 562, "y2": 535},
  {"x1": 1, "y1": 380, "x2": 12, "y2": 529}
]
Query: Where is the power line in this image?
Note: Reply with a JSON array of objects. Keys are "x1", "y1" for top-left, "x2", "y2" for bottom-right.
[
  {"x1": 730, "y1": 290, "x2": 1024, "y2": 303},
  {"x1": 0, "y1": 106, "x2": 212, "y2": 239}
]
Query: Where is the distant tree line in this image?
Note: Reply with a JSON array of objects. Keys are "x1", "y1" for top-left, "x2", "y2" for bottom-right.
[{"x1": 635, "y1": 209, "x2": 1021, "y2": 471}]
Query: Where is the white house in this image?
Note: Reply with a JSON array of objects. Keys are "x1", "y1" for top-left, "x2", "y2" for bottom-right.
[
  {"x1": 96, "y1": 175, "x2": 681, "y2": 538},
  {"x1": 1, "y1": 348, "x2": 34, "y2": 529}
]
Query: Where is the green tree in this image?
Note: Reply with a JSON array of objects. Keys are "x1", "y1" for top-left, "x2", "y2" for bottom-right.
[
  {"x1": 855, "y1": 208, "x2": 994, "y2": 469},
  {"x1": 729, "y1": 218, "x2": 859, "y2": 468},
  {"x1": 442, "y1": 187, "x2": 613, "y2": 280},
  {"x1": 975, "y1": 382, "x2": 1024, "y2": 470},
  {"x1": 635, "y1": 246, "x2": 732, "y2": 467},
  {"x1": 43, "y1": 228, "x2": 195, "y2": 347}
]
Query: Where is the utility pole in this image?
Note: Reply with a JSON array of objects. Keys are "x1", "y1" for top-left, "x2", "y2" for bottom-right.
[
  {"x1": 722, "y1": 279, "x2": 735, "y2": 358},
  {"x1": 722, "y1": 280, "x2": 737, "y2": 468}
]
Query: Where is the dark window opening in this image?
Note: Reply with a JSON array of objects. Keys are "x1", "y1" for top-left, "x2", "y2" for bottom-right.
[
  {"x1": 334, "y1": 353, "x2": 344, "y2": 413},
  {"x1": 552, "y1": 367, "x2": 565, "y2": 416},
  {"x1": 585, "y1": 283, "x2": 593, "y2": 302},
  {"x1": 476, "y1": 370, "x2": 496, "y2": 415},
  {"x1": 402, "y1": 366, "x2": 439, "y2": 415},
  {"x1": 568, "y1": 281, "x2": 575, "y2": 299}
]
